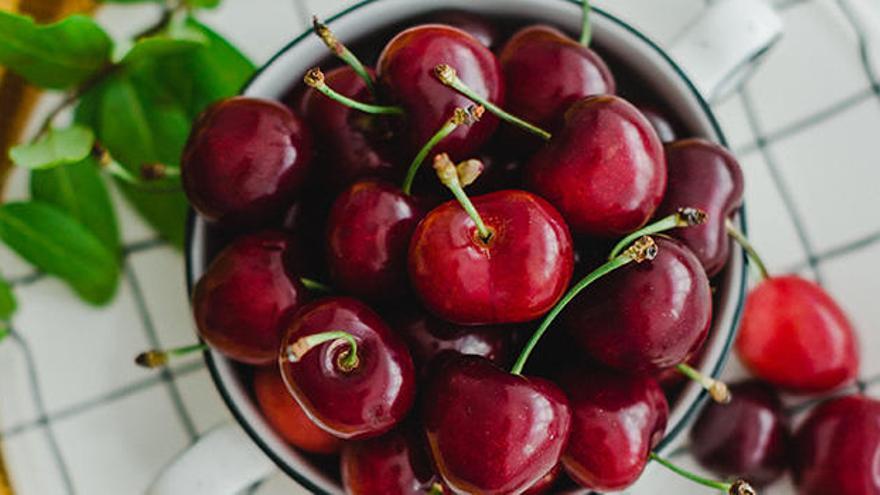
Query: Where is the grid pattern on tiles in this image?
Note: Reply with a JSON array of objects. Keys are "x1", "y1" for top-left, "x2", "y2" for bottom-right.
[{"x1": 0, "y1": 0, "x2": 879, "y2": 493}]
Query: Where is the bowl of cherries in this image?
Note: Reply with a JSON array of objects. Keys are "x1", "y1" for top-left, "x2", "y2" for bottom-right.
[{"x1": 151, "y1": 0, "x2": 795, "y2": 493}]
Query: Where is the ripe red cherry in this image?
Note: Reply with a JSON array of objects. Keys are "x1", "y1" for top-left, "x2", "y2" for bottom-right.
[
  {"x1": 656, "y1": 139, "x2": 744, "y2": 276},
  {"x1": 563, "y1": 237, "x2": 712, "y2": 373},
  {"x1": 689, "y1": 380, "x2": 789, "y2": 487},
  {"x1": 326, "y1": 180, "x2": 423, "y2": 302},
  {"x1": 499, "y1": 25, "x2": 614, "y2": 131},
  {"x1": 279, "y1": 297, "x2": 415, "y2": 439},
  {"x1": 409, "y1": 190, "x2": 574, "y2": 325},
  {"x1": 794, "y1": 395, "x2": 880, "y2": 495},
  {"x1": 432, "y1": 10, "x2": 499, "y2": 48},
  {"x1": 341, "y1": 427, "x2": 443, "y2": 495},
  {"x1": 252, "y1": 367, "x2": 341, "y2": 454},
  {"x1": 525, "y1": 95, "x2": 666, "y2": 238},
  {"x1": 523, "y1": 464, "x2": 561, "y2": 495},
  {"x1": 559, "y1": 369, "x2": 668, "y2": 491},
  {"x1": 297, "y1": 66, "x2": 401, "y2": 190},
  {"x1": 193, "y1": 231, "x2": 307, "y2": 365},
  {"x1": 736, "y1": 275, "x2": 859, "y2": 393},
  {"x1": 422, "y1": 354, "x2": 571, "y2": 495},
  {"x1": 182, "y1": 97, "x2": 313, "y2": 225},
  {"x1": 638, "y1": 104, "x2": 679, "y2": 143},
  {"x1": 377, "y1": 24, "x2": 503, "y2": 159},
  {"x1": 391, "y1": 307, "x2": 511, "y2": 375}
]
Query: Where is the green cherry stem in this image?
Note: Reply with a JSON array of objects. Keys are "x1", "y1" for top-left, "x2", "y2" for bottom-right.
[
  {"x1": 650, "y1": 453, "x2": 756, "y2": 494},
  {"x1": 401, "y1": 105, "x2": 484, "y2": 195},
  {"x1": 284, "y1": 330, "x2": 360, "y2": 372},
  {"x1": 580, "y1": 0, "x2": 592, "y2": 46},
  {"x1": 608, "y1": 207, "x2": 707, "y2": 260},
  {"x1": 427, "y1": 483, "x2": 445, "y2": 495},
  {"x1": 434, "y1": 153, "x2": 491, "y2": 241},
  {"x1": 312, "y1": 16, "x2": 377, "y2": 97},
  {"x1": 135, "y1": 342, "x2": 208, "y2": 369},
  {"x1": 433, "y1": 64, "x2": 552, "y2": 141},
  {"x1": 304, "y1": 68, "x2": 404, "y2": 116},
  {"x1": 676, "y1": 362, "x2": 731, "y2": 404},
  {"x1": 510, "y1": 236, "x2": 659, "y2": 375},
  {"x1": 300, "y1": 277, "x2": 332, "y2": 293},
  {"x1": 725, "y1": 218, "x2": 770, "y2": 281}
]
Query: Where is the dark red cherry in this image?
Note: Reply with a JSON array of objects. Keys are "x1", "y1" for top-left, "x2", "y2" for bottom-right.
[
  {"x1": 656, "y1": 139, "x2": 744, "y2": 276},
  {"x1": 377, "y1": 24, "x2": 503, "y2": 159},
  {"x1": 252, "y1": 366, "x2": 342, "y2": 454},
  {"x1": 523, "y1": 463, "x2": 561, "y2": 495},
  {"x1": 341, "y1": 427, "x2": 443, "y2": 495},
  {"x1": 297, "y1": 66, "x2": 400, "y2": 190},
  {"x1": 431, "y1": 10, "x2": 499, "y2": 48},
  {"x1": 409, "y1": 190, "x2": 574, "y2": 325},
  {"x1": 326, "y1": 180, "x2": 423, "y2": 302},
  {"x1": 736, "y1": 275, "x2": 859, "y2": 393},
  {"x1": 422, "y1": 354, "x2": 571, "y2": 495},
  {"x1": 563, "y1": 237, "x2": 712, "y2": 373},
  {"x1": 499, "y1": 25, "x2": 614, "y2": 131},
  {"x1": 689, "y1": 380, "x2": 789, "y2": 487},
  {"x1": 391, "y1": 307, "x2": 510, "y2": 374},
  {"x1": 638, "y1": 104, "x2": 679, "y2": 143},
  {"x1": 559, "y1": 369, "x2": 668, "y2": 492},
  {"x1": 193, "y1": 231, "x2": 307, "y2": 365},
  {"x1": 525, "y1": 95, "x2": 666, "y2": 238},
  {"x1": 279, "y1": 297, "x2": 416, "y2": 439},
  {"x1": 182, "y1": 97, "x2": 313, "y2": 225},
  {"x1": 794, "y1": 395, "x2": 880, "y2": 495}
]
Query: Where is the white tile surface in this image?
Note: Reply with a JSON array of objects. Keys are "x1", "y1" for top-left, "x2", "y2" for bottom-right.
[
  {"x1": 3, "y1": 428, "x2": 71, "y2": 495},
  {"x1": 174, "y1": 366, "x2": 232, "y2": 435},
  {"x1": 0, "y1": 337, "x2": 39, "y2": 432}
]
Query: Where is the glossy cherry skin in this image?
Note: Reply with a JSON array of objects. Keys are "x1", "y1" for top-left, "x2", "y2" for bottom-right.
[
  {"x1": 564, "y1": 237, "x2": 712, "y2": 373},
  {"x1": 391, "y1": 307, "x2": 510, "y2": 375},
  {"x1": 432, "y1": 10, "x2": 499, "y2": 48},
  {"x1": 737, "y1": 276, "x2": 859, "y2": 393},
  {"x1": 422, "y1": 354, "x2": 571, "y2": 495},
  {"x1": 252, "y1": 366, "x2": 342, "y2": 454},
  {"x1": 409, "y1": 190, "x2": 574, "y2": 325},
  {"x1": 689, "y1": 380, "x2": 789, "y2": 486},
  {"x1": 638, "y1": 105, "x2": 679, "y2": 143},
  {"x1": 326, "y1": 180, "x2": 423, "y2": 302},
  {"x1": 525, "y1": 95, "x2": 666, "y2": 238},
  {"x1": 193, "y1": 231, "x2": 307, "y2": 365},
  {"x1": 182, "y1": 97, "x2": 313, "y2": 225},
  {"x1": 341, "y1": 427, "x2": 442, "y2": 495},
  {"x1": 377, "y1": 24, "x2": 503, "y2": 160},
  {"x1": 794, "y1": 395, "x2": 880, "y2": 495},
  {"x1": 499, "y1": 25, "x2": 615, "y2": 131},
  {"x1": 559, "y1": 369, "x2": 668, "y2": 492},
  {"x1": 279, "y1": 297, "x2": 416, "y2": 440},
  {"x1": 656, "y1": 139, "x2": 744, "y2": 276},
  {"x1": 523, "y1": 464, "x2": 561, "y2": 495},
  {"x1": 297, "y1": 66, "x2": 400, "y2": 190}
]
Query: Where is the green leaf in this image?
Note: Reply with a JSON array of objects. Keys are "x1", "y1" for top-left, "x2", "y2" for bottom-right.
[
  {"x1": 185, "y1": 0, "x2": 222, "y2": 8},
  {"x1": 9, "y1": 125, "x2": 95, "y2": 170},
  {"x1": 117, "y1": 23, "x2": 207, "y2": 66},
  {"x1": 0, "y1": 12, "x2": 113, "y2": 89},
  {"x1": 0, "y1": 273, "x2": 16, "y2": 321},
  {"x1": 30, "y1": 156, "x2": 120, "y2": 255},
  {"x1": 0, "y1": 202, "x2": 119, "y2": 305}
]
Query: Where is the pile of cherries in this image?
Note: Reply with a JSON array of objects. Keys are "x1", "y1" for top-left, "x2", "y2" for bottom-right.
[{"x1": 138, "y1": 5, "x2": 877, "y2": 495}]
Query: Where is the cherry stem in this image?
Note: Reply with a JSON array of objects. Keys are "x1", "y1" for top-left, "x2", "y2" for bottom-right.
[
  {"x1": 300, "y1": 277, "x2": 332, "y2": 293},
  {"x1": 434, "y1": 153, "x2": 491, "y2": 241},
  {"x1": 650, "y1": 453, "x2": 756, "y2": 495},
  {"x1": 304, "y1": 68, "x2": 404, "y2": 116},
  {"x1": 608, "y1": 207, "x2": 707, "y2": 260},
  {"x1": 284, "y1": 330, "x2": 360, "y2": 372},
  {"x1": 135, "y1": 343, "x2": 208, "y2": 369},
  {"x1": 312, "y1": 16, "x2": 377, "y2": 98},
  {"x1": 427, "y1": 483, "x2": 444, "y2": 495},
  {"x1": 510, "y1": 236, "x2": 659, "y2": 375},
  {"x1": 433, "y1": 64, "x2": 552, "y2": 141},
  {"x1": 580, "y1": 0, "x2": 592, "y2": 46},
  {"x1": 725, "y1": 219, "x2": 769, "y2": 281},
  {"x1": 676, "y1": 362, "x2": 732, "y2": 404},
  {"x1": 401, "y1": 105, "x2": 484, "y2": 195},
  {"x1": 140, "y1": 162, "x2": 180, "y2": 181}
]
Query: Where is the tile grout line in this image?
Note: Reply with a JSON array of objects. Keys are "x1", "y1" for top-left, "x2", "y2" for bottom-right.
[{"x1": 783, "y1": 228, "x2": 880, "y2": 273}]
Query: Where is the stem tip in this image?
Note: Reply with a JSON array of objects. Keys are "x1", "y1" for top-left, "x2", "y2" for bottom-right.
[
  {"x1": 135, "y1": 350, "x2": 168, "y2": 369},
  {"x1": 710, "y1": 380, "x2": 732, "y2": 404},
  {"x1": 626, "y1": 236, "x2": 658, "y2": 263},
  {"x1": 678, "y1": 207, "x2": 708, "y2": 226},
  {"x1": 304, "y1": 67, "x2": 325, "y2": 88},
  {"x1": 729, "y1": 480, "x2": 757, "y2": 495},
  {"x1": 434, "y1": 63, "x2": 456, "y2": 85}
]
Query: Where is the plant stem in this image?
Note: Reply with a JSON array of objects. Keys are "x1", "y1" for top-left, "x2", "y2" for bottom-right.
[
  {"x1": 434, "y1": 153, "x2": 491, "y2": 241},
  {"x1": 300, "y1": 277, "x2": 332, "y2": 293},
  {"x1": 650, "y1": 453, "x2": 755, "y2": 494},
  {"x1": 433, "y1": 64, "x2": 552, "y2": 141},
  {"x1": 725, "y1": 218, "x2": 769, "y2": 280},
  {"x1": 580, "y1": 0, "x2": 592, "y2": 46},
  {"x1": 135, "y1": 342, "x2": 208, "y2": 369},
  {"x1": 676, "y1": 362, "x2": 731, "y2": 404},
  {"x1": 284, "y1": 331, "x2": 360, "y2": 372},
  {"x1": 510, "y1": 236, "x2": 659, "y2": 375},
  {"x1": 312, "y1": 16, "x2": 376, "y2": 98},
  {"x1": 608, "y1": 207, "x2": 707, "y2": 260},
  {"x1": 304, "y1": 68, "x2": 404, "y2": 116}
]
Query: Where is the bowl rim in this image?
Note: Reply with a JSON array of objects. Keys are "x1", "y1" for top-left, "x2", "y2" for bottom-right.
[{"x1": 184, "y1": 1, "x2": 749, "y2": 492}]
